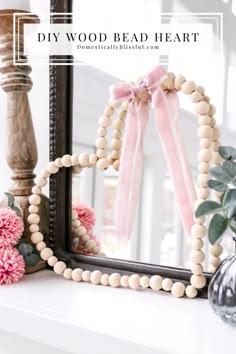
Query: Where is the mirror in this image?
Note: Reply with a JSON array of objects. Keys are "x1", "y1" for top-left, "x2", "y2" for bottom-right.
[{"x1": 70, "y1": 0, "x2": 235, "y2": 271}]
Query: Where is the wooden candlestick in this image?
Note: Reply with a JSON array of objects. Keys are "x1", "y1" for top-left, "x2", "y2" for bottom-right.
[{"x1": 0, "y1": 10, "x2": 48, "y2": 273}]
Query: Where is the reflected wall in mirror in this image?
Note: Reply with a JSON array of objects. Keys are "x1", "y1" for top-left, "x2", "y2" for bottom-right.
[{"x1": 70, "y1": 0, "x2": 235, "y2": 272}]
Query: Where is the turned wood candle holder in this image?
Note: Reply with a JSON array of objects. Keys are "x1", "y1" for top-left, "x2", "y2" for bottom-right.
[{"x1": 0, "y1": 10, "x2": 48, "y2": 273}]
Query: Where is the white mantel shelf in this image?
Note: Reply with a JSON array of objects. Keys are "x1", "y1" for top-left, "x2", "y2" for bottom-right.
[{"x1": 0, "y1": 270, "x2": 234, "y2": 354}]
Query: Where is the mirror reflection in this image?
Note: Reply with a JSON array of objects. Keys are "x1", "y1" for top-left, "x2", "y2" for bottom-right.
[{"x1": 71, "y1": 0, "x2": 236, "y2": 270}]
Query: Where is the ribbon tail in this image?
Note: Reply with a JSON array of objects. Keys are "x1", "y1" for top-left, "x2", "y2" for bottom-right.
[
  {"x1": 153, "y1": 90, "x2": 196, "y2": 236},
  {"x1": 114, "y1": 101, "x2": 149, "y2": 239}
]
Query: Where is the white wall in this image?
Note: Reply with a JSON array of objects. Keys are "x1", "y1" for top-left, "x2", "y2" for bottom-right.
[{"x1": 0, "y1": 1, "x2": 49, "y2": 198}]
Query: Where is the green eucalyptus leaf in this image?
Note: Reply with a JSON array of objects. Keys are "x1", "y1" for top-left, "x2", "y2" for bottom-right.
[
  {"x1": 11, "y1": 205, "x2": 22, "y2": 217},
  {"x1": 222, "y1": 189, "x2": 236, "y2": 218},
  {"x1": 229, "y1": 219, "x2": 236, "y2": 234},
  {"x1": 25, "y1": 253, "x2": 40, "y2": 267},
  {"x1": 195, "y1": 201, "x2": 222, "y2": 218},
  {"x1": 207, "y1": 180, "x2": 227, "y2": 192},
  {"x1": 18, "y1": 243, "x2": 33, "y2": 256},
  {"x1": 209, "y1": 166, "x2": 234, "y2": 184},
  {"x1": 4, "y1": 192, "x2": 14, "y2": 207},
  {"x1": 208, "y1": 214, "x2": 228, "y2": 245},
  {"x1": 219, "y1": 146, "x2": 236, "y2": 161}
]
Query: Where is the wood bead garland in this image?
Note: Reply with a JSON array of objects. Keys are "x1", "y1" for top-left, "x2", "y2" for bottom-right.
[{"x1": 28, "y1": 71, "x2": 225, "y2": 298}]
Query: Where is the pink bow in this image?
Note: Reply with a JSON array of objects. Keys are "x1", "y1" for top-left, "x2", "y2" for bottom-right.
[{"x1": 111, "y1": 65, "x2": 196, "y2": 239}]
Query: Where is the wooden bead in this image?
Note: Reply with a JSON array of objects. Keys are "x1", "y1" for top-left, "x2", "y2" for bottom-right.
[
  {"x1": 212, "y1": 152, "x2": 222, "y2": 165},
  {"x1": 128, "y1": 274, "x2": 140, "y2": 290},
  {"x1": 214, "y1": 191, "x2": 223, "y2": 199},
  {"x1": 174, "y1": 74, "x2": 186, "y2": 90},
  {"x1": 28, "y1": 205, "x2": 39, "y2": 214},
  {"x1": 72, "y1": 268, "x2": 83, "y2": 282},
  {"x1": 108, "y1": 99, "x2": 121, "y2": 108},
  {"x1": 190, "y1": 91, "x2": 202, "y2": 103},
  {"x1": 97, "y1": 149, "x2": 106, "y2": 158},
  {"x1": 79, "y1": 153, "x2": 89, "y2": 166},
  {"x1": 40, "y1": 247, "x2": 53, "y2": 261},
  {"x1": 71, "y1": 154, "x2": 79, "y2": 165},
  {"x1": 208, "y1": 104, "x2": 216, "y2": 116},
  {"x1": 111, "y1": 139, "x2": 122, "y2": 150},
  {"x1": 96, "y1": 137, "x2": 107, "y2": 149},
  {"x1": 92, "y1": 246, "x2": 100, "y2": 255},
  {"x1": 90, "y1": 270, "x2": 102, "y2": 285},
  {"x1": 162, "y1": 278, "x2": 173, "y2": 292},
  {"x1": 31, "y1": 232, "x2": 43, "y2": 244},
  {"x1": 211, "y1": 140, "x2": 220, "y2": 151},
  {"x1": 41, "y1": 169, "x2": 50, "y2": 178},
  {"x1": 63, "y1": 268, "x2": 72, "y2": 280},
  {"x1": 47, "y1": 161, "x2": 59, "y2": 174},
  {"x1": 171, "y1": 282, "x2": 185, "y2": 298},
  {"x1": 190, "y1": 274, "x2": 206, "y2": 289},
  {"x1": 191, "y1": 263, "x2": 204, "y2": 275},
  {"x1": 212, "y1": 127, "x2": 220, "y2": 140},
  {"x1": 99, "y1": 115, "x2": 111, "y2": 127},
  {"x1": 120, "y1": 275, "x2": 129, "y2": 287},
  {"x1": 196, "y1": 85, "x2": 205, "y2": 95},
  {"x1": 198, "y1": 115, "x2": 211, "y2": 125},
  {"x1": 104, "y1": 106, "x2": 114, "y2": 116},
  {"x1": 97, "y1": 127, "x2": 107, "y2": 137},
  {"x1": 72, "y1": 220, "x2": 81, "y2": 229},
  {"x1": 210, "y1": 256, "x2": 221, "y2": 267},
  {"x1": 209, "y1": 117, "x2": 216, "y2": 127},
  {"x1": 36, "y1": 241, "x2": 46, "y2": 251},
  {"x1": 192, "y1": 238, "x2": 204, "y2": 250},
  {"x1": 53, "y1": 261, "x2": 66, "y2": 275},
  {"x1": 55, "y1": 157, "x2": 63, "y2": 168},
  {"x1": 61, "y1": 154, "x2": 72, "y2": 167},
  {"x1": 32, "y1": 186, "x2": 41, "y2": 195},
  {"x1": 149, "y1": 275, "x2": 162, "y2": 291},
  {"x1": 118, "y1": 110, "x2": 127, "y2": 120},
  {"x1": 89, "y1": 154, "x2": 98, "y2": 166},
  {"x1": 198, "y1": 187, "x2": 210, "y2": 199},
  {"x1": 209, "y1": 265, "x2": 216, "y2": 273},
  {"x1": 109, "y1": 273, "x2": 121, "y2": 288},
  {"x1": 195, "y1": 101, "x2": 209, "y2": 115},
  {"x1": 200, "y1": 138, "x2": 211, "y2": 149},
  {"x1": 113, "y1": 119, "x2": 125, "y2": 130},
  {"x1": 101, "y1": 274, "x2": 110, "y2": 286},
  {"x1": 113, "y1": 160, "x2": 120, "y2": 171},
  {"x1": 198, "y1": 162, "x2": 209, "y2": 173},
  {"x1": 194, "y1": 216, "x2": 206, "y2": 225},
  {"x1": 29, "y1": 194, "x2": 41, "y2": 206},
  {"x1": 197, "y1": 125, "x2": 212, "y2": 139},
  {"x1": 28, "y1": 214, "x2": 40, "y2": 224},
  {"x1": 111, "y1": 150, "x2": 120, "y2": 160},
  {"x1": 47, "y1": 256, "x2": 58, "y2": 267},
  {"x1": 210, "y1": 244, "x2": 223, "y2": 257},
  {"x1": 201, "y1": 95, "x2": 210, "y2": 103},
  {"x1": 113, "y1": 130, "x2": 122, "y2": 139},
  {"x1": 140, "y1": 276, "x2": 150, "y2": 289},
  {"x1": 76, "y1": 226, "x2": 86, "y2": 236},
  {"x1": 73, "y1": 165, "x2": 82, "y2": 175},
  {"x1": 35, "y1": 176, "x2": 47, "y2": 187},
  {"x1": 122, "y1": 101, "x2": 129, "y2": 111},
  {"x1": 190, "y1": 250, "x2": 205, "y2": 263},
  {"x1": 197, "y1": 149, "x2": 212, "y2": 163},
  {"x1": 72, "y1": 210, "x2": 78, "y2": 221},
  {"x1": 181, "y1": 80, "x2": 196, "y2": 95},
  {"x1": 85, "y1": 239, "x2": 96, "y2": 250},
  {"x1": 107, "y1": 156, "x2": 114, "y2": 165},
  {"x1": 185, "y1": 285, "x2": 197, "y2": 298},
  {"x1": 97, "y1": 158, "x2": 109, "y2": 170},
  {"x1": 197, "y1": 173, "x2": 209, "y2": 187},
  {"x1": 163, "y1": 72, "x2": 175, "y2": 89},
  {"x1": 82, "y1": 270, "x2": 91, "y2": 282},
  {"x1": 191, "y1": 224, "x2": 207, "y2": 238},
  {"x1": 81, "y1": 234, "x2": 90, "y2": 243}
]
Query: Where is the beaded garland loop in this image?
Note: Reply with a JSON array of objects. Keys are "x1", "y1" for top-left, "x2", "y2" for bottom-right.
[{"x1": 28, "y1": 72, "x2": 223, "y2": 298}]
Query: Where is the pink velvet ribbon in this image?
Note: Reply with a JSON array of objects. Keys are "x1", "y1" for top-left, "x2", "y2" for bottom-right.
[{"x1": 110, "y1": 65, "x2": 196, "y2": 239}]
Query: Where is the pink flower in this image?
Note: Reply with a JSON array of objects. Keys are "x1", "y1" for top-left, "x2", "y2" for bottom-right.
[
  {"x1": 73, "y1": 204, "x2": 95, "y2": 234},
  {"x1": 0, "y1": 247, "x2": 25, "y2": 285},
  {"x1": 0, "y1": 208, "x2": 24, "y2": 247},
  {"x1": 90, "y1": 234, "x2": 101, "y2": 247}
]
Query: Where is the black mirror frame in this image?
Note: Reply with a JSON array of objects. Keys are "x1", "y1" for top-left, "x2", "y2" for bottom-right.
[{"x1": 49, "y1": 0, "x2": 210, "y2": 298}]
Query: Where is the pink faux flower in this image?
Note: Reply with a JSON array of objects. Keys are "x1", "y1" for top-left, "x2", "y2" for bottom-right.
[
  {"x1": 0, "y1": 247, "x2": 25, "y2": 285},
  {"x1": 73, "y1": 204, "x2": 96, "y2": 234},
  {"x1": 0, "y1": 208, "x2": 24, "y2": 247}
]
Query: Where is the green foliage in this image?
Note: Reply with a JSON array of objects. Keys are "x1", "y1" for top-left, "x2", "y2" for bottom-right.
[
  {"x1": 16, "y1": 239, "x2": 40, "y2": 267},
  {"x1": 4, "y1": 192, "x2": 22, "y2": 217},
  {"x1": 195, "y1": 146, "x2": 236, "y2": 244}
]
